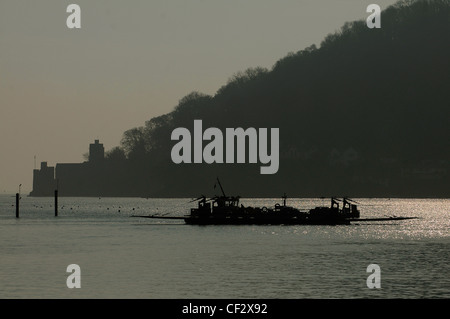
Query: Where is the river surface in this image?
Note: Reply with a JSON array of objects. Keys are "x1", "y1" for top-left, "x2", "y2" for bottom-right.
[{"x1": 0, "y1": 195, "x2": 448, "y2": 299}]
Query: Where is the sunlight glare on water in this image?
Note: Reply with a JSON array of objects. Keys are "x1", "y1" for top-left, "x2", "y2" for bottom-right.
[{"x1": 0, "y1": 196, "x2": 448, "y2": 298}]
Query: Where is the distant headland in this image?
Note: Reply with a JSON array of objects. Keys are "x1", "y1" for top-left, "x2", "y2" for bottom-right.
[{"x1": 30, "y1": 1, "x2": 449, "y2": 198}]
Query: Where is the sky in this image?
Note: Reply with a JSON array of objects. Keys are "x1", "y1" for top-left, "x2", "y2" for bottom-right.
[{"x1": 0, "y1": 0, "x2": 399, "y2": 194}]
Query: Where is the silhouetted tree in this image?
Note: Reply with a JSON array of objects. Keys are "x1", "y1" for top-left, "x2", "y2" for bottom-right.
[
  {"x1": 121, "y1": 127, "x2": 146, "y2": 160},
  {"x1": 105, "y1": 147, "x2": 126, "y2": 163},
  {"x1": 101, "y1": 0, "x2": 450, "y2": 198}
]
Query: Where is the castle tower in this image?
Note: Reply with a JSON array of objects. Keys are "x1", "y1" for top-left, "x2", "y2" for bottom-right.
[
  {"x1": 89, "y1": 139, "x2": 105, "y2": 163},
  {"x1": 30, "y1": 161, "x2": 56, "y2": 196}
]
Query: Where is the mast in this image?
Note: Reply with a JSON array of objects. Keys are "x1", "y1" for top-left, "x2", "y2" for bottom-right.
[{"x1": 216, "y1": 177, "x2": 226, "y2": 197}]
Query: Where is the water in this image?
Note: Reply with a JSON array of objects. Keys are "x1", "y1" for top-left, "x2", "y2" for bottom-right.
[{"x1": 0, "y1": 195, "x2": 448, "y2": 299}]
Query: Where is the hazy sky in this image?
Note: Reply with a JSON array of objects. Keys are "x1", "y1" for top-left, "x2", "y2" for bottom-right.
[{"x1": 1, "y1": 0, "x2": 398, "y2": 193}]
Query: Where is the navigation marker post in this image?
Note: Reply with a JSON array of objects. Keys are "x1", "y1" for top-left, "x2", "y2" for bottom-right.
[{"x1": 15, "y1": 193, "x2": 19, "y2": 218}]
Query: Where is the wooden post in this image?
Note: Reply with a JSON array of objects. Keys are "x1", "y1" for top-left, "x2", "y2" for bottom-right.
[
  {"x1": 55, "y1": 190, "x2": 58, "y2": 217},
  {"x1": 16, "y1": 193, "x2": 19, "y2": 218}
]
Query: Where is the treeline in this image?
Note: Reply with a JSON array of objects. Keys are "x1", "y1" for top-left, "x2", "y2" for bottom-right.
[{"x1": 99, "y1": 0, "x2": 449, "y2": 198}]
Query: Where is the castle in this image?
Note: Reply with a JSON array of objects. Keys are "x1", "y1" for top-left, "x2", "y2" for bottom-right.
[{"x1": 30, "y1": 140, "x2": 107, "y2": 197}]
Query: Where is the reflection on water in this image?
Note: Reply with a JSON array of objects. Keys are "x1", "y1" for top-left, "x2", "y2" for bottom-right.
[{"x1": 0, "y1": 196, "x2": 448, "y2": 298}]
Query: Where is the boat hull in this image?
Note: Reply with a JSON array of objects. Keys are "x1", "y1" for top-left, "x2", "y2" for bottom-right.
[{"x1": 184, "y1": 216, "x2": 350, "y2": 226}]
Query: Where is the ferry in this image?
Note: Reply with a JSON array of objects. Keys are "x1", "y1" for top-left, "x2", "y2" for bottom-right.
[{"x1": 135, "y1": 179, "x2": 353, "y2": 225}]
